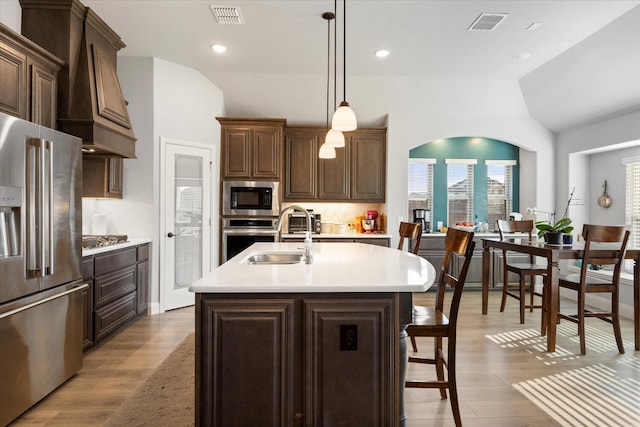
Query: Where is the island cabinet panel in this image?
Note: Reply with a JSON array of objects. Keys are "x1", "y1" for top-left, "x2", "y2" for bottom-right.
[
  {"x1": 198, "y1": 297, "x2": 296, "y2": 427},
  {"x1": 195, "y1": 293, "x2": 398, "y2": 426},
  {"x1": 218, "y1": 117, "x2": 286, "y2": 180},
  {"x1": 303, "y1": 298, "x2": 394, "y2": 426}
]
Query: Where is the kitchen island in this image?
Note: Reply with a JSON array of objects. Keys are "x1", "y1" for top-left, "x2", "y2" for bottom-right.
[{"x1": 189, "y1": 242, "x2": 435, "y2": 427}]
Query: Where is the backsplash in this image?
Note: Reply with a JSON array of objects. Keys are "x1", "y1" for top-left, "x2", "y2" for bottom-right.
[{"x1": 282, "y1": 202, "x2": 387, "y2": 233}]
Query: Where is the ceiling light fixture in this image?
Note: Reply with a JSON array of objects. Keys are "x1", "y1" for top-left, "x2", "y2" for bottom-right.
[
  {"x1": 331, "y1": 0, "x2": 357, "y2": 132},
  {"x1": 326, "y1": 0, "x2": 345, "y2": 149},
  {"x1": 374, "y1": 49, "x2": 390, "y2": 58},
  {"x1": 211, "y1": 44, "x2": 227, "y2": 53},
  {"x1": 319, "y1": 11, "x2": 337, "y2": 159}
]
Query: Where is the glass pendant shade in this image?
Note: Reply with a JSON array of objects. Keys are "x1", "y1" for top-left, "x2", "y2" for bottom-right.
[
  {"x1": 319, "y1": 142, "x2": 336, "y2": 159},
  {"x1": 331, "y1": 101, "x2": 357, "y2": 131},
  {"x1": 325, "y1": 128, "x2": 345, "y2": 148}
]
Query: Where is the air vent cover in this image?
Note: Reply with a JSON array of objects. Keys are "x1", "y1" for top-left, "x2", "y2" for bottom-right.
[
  {"x1": 210, "y1": 5, "x2": 245, "y2": 24},
  {"x1": 467, "y1": 13, "x2": 508, "y2": 31}
]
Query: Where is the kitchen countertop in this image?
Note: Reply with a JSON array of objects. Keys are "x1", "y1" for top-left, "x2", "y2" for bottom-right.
[
  {"x1": 189, "y1": 241, "x2": 434, "y2": 293},
  {"x1": 82, "y1": 238, "x2": 152, "y2": 256},
  {"x1": 281, "y1": 232, "x2": 391, "y2": 239}
]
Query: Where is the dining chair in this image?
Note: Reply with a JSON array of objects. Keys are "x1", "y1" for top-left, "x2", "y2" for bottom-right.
[
  {"x1": 398, "y1": 221, "x2": 422, "y2": 255},
  {"x1": 551, "y1": 224, "x2": 629, "y2": 355},
  {"x1": 405, "y1": 227, "x2": 475, "y2": 427},
  {"x1": 496, "y1": 219, "x2": 547, "y2": 324}
]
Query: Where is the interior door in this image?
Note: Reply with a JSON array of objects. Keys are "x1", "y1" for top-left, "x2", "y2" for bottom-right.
[{"x1": 162, "y1": 141, "x2": 213, "y2": 311}]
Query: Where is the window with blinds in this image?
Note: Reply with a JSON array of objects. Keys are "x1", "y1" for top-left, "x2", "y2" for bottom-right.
[
  {"x1": 486, "y1": 160, "x2": 515, "y2": 228},
  {"x1": 625, "y1": 159, "x2": 640, "y2": 269},
  {"x1": 408, "y1": 158, "x2": 434, "y2": 227},
  {"x1": 446, "y1": 159, "x2": 475, "y2": 225}
]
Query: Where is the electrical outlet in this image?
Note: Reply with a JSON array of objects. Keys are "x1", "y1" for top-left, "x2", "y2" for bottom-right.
[{"x1": 340, "y1": 324, "x2": 358, "y2": 351}]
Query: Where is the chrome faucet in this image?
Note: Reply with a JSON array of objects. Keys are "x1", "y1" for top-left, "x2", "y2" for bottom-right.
[{"x1": 276, "y1": 204, "x2": 313, "y2": 264}]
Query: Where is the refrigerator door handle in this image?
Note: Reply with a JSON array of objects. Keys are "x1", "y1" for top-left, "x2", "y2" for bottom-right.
[
  {"x1": 26, "y1": 138, "x2": 54, "y2": 277},
  {"x1": 43, "y1": 139, "x2": 53, "y2": 275}
]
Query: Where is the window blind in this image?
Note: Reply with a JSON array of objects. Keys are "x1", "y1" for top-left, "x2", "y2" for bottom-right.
[{"x1": 408, "y1": 159, "x2": 434, "y2": 225}]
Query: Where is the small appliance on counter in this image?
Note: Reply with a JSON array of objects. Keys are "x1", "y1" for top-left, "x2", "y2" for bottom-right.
[
  {"x1": 288, "y1": 210, "x2": 321, "y2": 234},
  {"x1": 362, "y1": 210, "x2": 379, "y2": 233},
  {"x1": 413, "y1": 208, "x2": 431, "y2": 233}
]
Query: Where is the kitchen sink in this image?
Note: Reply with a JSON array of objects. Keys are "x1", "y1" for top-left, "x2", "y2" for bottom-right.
[{"x1": 242, "y1": 251, "x2": 304, "y2": 265}]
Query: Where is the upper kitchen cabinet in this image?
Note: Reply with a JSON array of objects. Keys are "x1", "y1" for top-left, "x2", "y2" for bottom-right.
[
  {"x1": 83, "y1": 155, "x2": 123, "y2": 199},
  {"x1": 0, "y1": 24, "x2": 63, "y2": 128},
  {"x1": 217, "y1": 117, "x2": 286, "y2": 180},
  {"x1": 20, "y1": 0, "x2": 137, "y2": 158},
  {"x1": 284, "y1": 126, "x2": 386, "y2": 202}
]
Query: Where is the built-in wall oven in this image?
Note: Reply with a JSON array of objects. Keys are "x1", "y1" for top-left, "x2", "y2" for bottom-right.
[
  {"x1": 222, "y1": 181, "x2": 280, "y2": 217},
  {"x1": 221, "y1": 218, "x2": 279, "y2": 263}
]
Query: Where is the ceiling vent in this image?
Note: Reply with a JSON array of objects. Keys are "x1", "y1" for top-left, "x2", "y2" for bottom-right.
[
  {"x1": 467, "y1": 13, "x2": 508, "y2": 31},
  {"x1": 210, "y1": 5, "x2": 245, "y2": 24}
]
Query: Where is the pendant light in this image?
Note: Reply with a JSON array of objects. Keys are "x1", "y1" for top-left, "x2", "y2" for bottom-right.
[
  {"x1": 325, "y1": 0, "x2": 345, "y2": 148},
  {"x1": 319, "y1": 11, "x2": 336, "y2": 159},
  {"x1": 331, "y1": 0, "x2": 357, "y2": 132}
]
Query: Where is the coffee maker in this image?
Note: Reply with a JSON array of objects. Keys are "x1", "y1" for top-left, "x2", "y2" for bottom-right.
[{"x1": 412, "y1": 209, "x2": 431, "y2": 233}]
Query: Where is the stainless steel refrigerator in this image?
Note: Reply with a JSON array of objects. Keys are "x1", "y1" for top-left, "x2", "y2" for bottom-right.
[{"x1": 0, "y1": 112, "x2": 87, "y2": 426}]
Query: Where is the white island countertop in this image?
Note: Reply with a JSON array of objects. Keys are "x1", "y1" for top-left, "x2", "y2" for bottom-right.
[{"x1": 189, "y1": 242, "x2": 435, "y2": 293}]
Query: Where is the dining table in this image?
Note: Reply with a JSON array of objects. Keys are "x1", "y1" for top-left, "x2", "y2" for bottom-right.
[{"x1": 481, "y1": 237, "x2": 640, "y2": 352}]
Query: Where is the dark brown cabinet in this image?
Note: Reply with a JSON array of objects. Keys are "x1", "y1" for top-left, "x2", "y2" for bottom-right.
[
  {"x1": 82, "y1": 155, "x2": 123, "y2": 198},
  {"x1": 284, "y1": 126, "x2": 386, "y2": 202},
  {"x1": 217, "y1": 117, "x2": 286, "y2": 180},
  {"x1": 0, "y1": 23, "x2": 62, "y2": 128},
  {"x1": 82, "y1": 242, "x2": 150, "y2": 350},
  {"x1": 196, "y1": 292, "x2": 397, "y2": 426}
]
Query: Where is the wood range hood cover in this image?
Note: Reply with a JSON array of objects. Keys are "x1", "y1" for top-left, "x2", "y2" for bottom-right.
[{"x1": 20, "y1": 0, "x2": 137, "y2": 158}]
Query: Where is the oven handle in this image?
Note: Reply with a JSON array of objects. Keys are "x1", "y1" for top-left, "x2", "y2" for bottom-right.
[{"x1": 222, "y1": 228, "x2": 279, "y2": 236}]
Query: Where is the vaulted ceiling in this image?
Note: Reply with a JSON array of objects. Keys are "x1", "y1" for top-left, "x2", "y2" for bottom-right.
[{"x1": 80, "y1": 0, "x2": 640, "y2": 133}]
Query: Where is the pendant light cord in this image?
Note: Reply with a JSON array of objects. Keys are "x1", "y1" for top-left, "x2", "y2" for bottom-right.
[
  {"x1": 334, "y1": 0, "x2": 338, "y2": 111},
  {"x1": 326, "y1": 14, "x2": 331, "y2": 129},
  {"x1": 342, "y1": 0, "x2": 347, "y2": 103}
]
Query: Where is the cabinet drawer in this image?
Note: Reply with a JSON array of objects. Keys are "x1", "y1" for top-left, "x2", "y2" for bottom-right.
[
  {"x1": 94, "y1": 248, "x2": 137, "y2": 276},
  {"x1": 94, "y1": 265, "x2": 136, "y2": 308},
  {"x1": 94, "y1": 293, "x2": 136, "y2": 342},
  {"x1": 137, "y1": 244, "x2": 149, "y2": 262}
]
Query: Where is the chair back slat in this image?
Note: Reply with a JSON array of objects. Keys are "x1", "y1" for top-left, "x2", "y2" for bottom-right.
[
  {"x1": 435, "y1": 228, "x2": 475, "y2": 326},
  {"x1": 398, "y1": 222, "x2": 422, "y2": 254},
  {"x1": 580, "y1": 224, "x2": 629, "y2": 283}
]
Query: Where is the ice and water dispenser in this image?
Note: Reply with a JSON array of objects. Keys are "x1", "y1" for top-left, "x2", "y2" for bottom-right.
[{"x1": 0, "y1": 186, "x2": 20, "y2": 258}]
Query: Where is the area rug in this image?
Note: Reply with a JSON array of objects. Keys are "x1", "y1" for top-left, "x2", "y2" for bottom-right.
[{"x1": 104, "y1": 333, "x2": 194, "y2": 426}]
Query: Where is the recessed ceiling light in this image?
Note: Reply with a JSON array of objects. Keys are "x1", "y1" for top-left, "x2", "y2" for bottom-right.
[
  {"x1": 527, "y1": 22, "x2": 542, "y2": 31},
  {"x1": 513, "y1": 53, "x2": 531, "y2": 61},
  {"x1": 211, "y1": 44, "x2": 227, "y2": 53},
  {"x1": 374, "y1": 49, "x2": 390, "y2": 58}
]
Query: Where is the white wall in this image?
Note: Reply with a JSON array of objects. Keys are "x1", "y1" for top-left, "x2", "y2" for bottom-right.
[
  {"x1": 557, "y1": 110, "x2": 640, "y2": 232},
  {"x1": 84, "y1": 57, "x2": 224, "y2": 314}
]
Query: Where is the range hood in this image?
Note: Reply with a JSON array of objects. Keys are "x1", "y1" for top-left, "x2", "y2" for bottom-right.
[{"x1": 20, "y1": 0, "x2": 137, "y2": 158}]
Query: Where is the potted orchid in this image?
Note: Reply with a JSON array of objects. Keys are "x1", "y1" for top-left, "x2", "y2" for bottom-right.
[{"x1": 535, "y1": 188, "x2": 575, "y2": 244}]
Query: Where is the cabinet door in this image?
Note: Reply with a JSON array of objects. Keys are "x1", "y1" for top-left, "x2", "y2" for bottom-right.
[
  {"x1": 82, "y1": 155, "x2": 123, "y2": 199},
  {"x1": 81, "y1": 257, "x2": 94, "y2": 351},
  {"x1": 350, "y1": 130, "x2": 386, "y2": 202},
  {"x1": 0, "y1": 41, "x2": 27, "y2": 119},
  {"x1": 222, "y1": 127, "x2": 251, "y2": 178},
  {"x1": 29, "y1": 59, "x2": 57, "y2": 128},
  {"x1": 303, "y1": 297, "x2": 395, "y2": 426},
  {"x1": 136, "y1": 259, "x2": 149, "y2": 316},
  {"x1": 198, "y1": 297, "x2": 296, "y2": 427},
  {"x1": 284, "y1": 129, "x2": 318, "y2": 200},
  {"x1": 318, "y1": 138, "x2": 350, "y2": 200},
  {"x1": 253, "y1": 127, "x2": 281, "y2": 178}
]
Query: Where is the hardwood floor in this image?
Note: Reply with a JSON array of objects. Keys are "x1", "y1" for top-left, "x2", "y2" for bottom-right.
[{"x1": 10, "y1": 291, "x2": 639, "y2": 426}]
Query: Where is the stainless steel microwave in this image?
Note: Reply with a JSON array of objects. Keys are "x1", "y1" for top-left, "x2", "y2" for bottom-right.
[{"x1": 222, "y1": 181, "x2": 280, "y2": 216}]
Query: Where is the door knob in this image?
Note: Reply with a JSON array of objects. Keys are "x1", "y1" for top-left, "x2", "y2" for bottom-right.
[{"x1": 167, "y1": 232, "x2": 177, "y2": 238}]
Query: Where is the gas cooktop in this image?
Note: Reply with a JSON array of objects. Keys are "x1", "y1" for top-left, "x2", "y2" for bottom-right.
[{"x1": 82, "y1": 235, "x2": 128, "y2": 248}]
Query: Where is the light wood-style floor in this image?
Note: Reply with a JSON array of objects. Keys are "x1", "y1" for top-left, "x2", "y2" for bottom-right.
[{"x1": 10, "y1": 291, "x2": 639, "y2": 426}]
